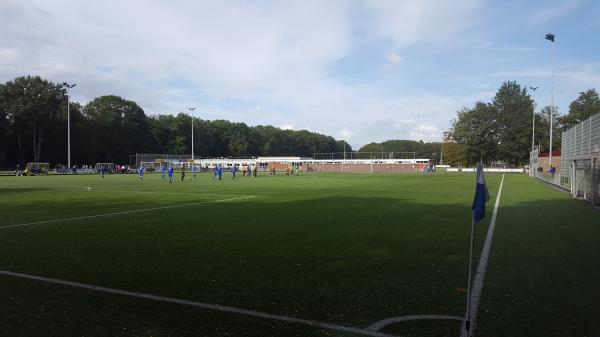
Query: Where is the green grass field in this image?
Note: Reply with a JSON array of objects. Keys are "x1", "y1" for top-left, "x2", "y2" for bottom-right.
[{"x1": 0, "y1": 172, "x2": 598, "y2": 337}]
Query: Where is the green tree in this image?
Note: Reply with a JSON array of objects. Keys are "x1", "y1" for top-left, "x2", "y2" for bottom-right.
[
  {"x1": 43, "y1": 101, "x2": 87, "y2": 166},
  {"x1": 535, "y1": 106, "x2": 562, "y2": 152},
  {"x1": 0, "y1": 76, "x2": 66, "y2": 165},
  {"x1": 446, "y1": 102, "x2": 498, "y2": 165},
  {"x1": 441, "y1": 142, "x2": 467, "y2": 167},
  {"x1": 84, "y1": 95, "x2": 153, "y2": 163},
  {"x1": 358, "y1": 140, "x2": 440, "y2": 160},
  {"x1": 493, "y1": 81, "x2": 534, "y2": 166},
  {"x1": 559, "y1": 89, "x2": 600, "y2": 131},
  {"x1": 446, "y1": 81, "x2": 535, "y2": 166},
  {"x1": 1, "y1": 75, "x2": 355, "y2": 166},
  {"x1": 0, "y1": 87, "x2": 9, "y2": 166}
]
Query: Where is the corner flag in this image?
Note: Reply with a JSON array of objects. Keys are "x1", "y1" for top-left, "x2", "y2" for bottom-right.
[
  {"x1": 472, "y1": 163, "x2": 490, "y2": 222},
  {"x1": 465, "y1": 162, "x2": 491, "y2": 335}
]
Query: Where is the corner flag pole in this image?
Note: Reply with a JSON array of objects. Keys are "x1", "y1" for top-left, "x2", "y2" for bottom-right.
[
  {"x1": 464, "y1": 161, "x2": 489, "y2": 336},
  {"x1": 465, "y1": 210, "x2": 475, "y2": 335}
]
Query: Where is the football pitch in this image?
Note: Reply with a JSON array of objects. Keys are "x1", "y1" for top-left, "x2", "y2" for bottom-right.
[{"x1": 0, "y1": 172, "x2": 598, "y2": 337}]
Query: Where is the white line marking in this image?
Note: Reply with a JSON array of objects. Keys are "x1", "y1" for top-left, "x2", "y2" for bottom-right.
[
  {"x1": 0, "y1": 184, "x2": 93, "y2": 192},
  {"x1": 460, "y1": 174, "x2": 505, "y2": 337},
  {"x1": 366, "y1": 315, "x2": 463, "y2": 332},
  {"x1": 0, "y1": 195, "x2": 256, "y2": 230},
  {"x1": 89, "y1": 189, "x2": 247, "y2": 197},
  {"x1": 0, "y1": 270, "x2": 400, "y2": 337}
]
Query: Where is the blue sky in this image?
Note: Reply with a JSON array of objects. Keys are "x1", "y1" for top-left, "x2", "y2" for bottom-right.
[{"x1": 1, "y1": 0, "x2": 599, "y2": 148}]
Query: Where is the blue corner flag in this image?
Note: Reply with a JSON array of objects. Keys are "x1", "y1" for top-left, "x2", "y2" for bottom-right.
[{"x1": 472, "y1": 163, "x2": 490, "y2": 222}]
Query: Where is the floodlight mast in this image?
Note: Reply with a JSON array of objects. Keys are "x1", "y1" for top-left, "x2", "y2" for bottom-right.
[
  {"x1": 545, "y1": 33, "x2": 556, "y2": 167},
  {"x1": 342, "y1": 142, "x2": 345, "y2": 173},
  {"x1": 189, "y1": 107, "x2": 196, "y2": 161},
  {"x1": 529, "y1": 86, "x2": 538, "y2": 153},
  {"x1": 63, "y1": 82, "x2": 77, "y2": 170}
]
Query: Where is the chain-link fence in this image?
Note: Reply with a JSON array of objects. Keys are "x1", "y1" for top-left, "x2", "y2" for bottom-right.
[
  {"x1": 555, "y1": 112, "x2": 600, "y2": 205},
  {"x1": 312, "y1": 151, "x2": 417, "y2": 160},
  {"x1": 133, "y1": 153, "x2": 192, "y2": 169}
]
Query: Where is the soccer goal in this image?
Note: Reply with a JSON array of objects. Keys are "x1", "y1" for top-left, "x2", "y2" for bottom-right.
[
  {"x1": 25, "y1": 162, "x2": 50, "y2": 175},
  {"x1": 95, "y1": 163, "x2": 114, "y2": 173},
  {"x1": 571, "y1": 158, "x2": 600, "y2": 206},
  {"x1": 141, "y1": 162, "x2": 162, "y2": 171}
]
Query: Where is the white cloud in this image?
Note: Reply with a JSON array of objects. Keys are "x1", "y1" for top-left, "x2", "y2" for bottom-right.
[
  {"x1": 279, "y1": 124, "x2": 295, "y2": 130},
  {"x1": 0, "y1": 0, "x2": 483, "y2": 149},
  {"x1": 384, "y1": 52, "x2": 403, "y2": 68},
  {"x1": 473, "y1": 41, "x2": 535, "y2": 52},
  {"x1": 493, "y1": 63, "x2": 600, "y2": 87},
  {"x1": 528, "y1": 0, "x2": 584, "y2": 26},
  {"x1": 360, "y1": 0, "x2": 480, "y2": 47},
  {"x1": 408, "y1": 124, "x2": 441, "y2": 141},
  {"x1": 338, "y1": 128, "x2": 354, "y2": 139},
  {"x1": 0, "y1": 48, "x2": 20, "y2": 63}
]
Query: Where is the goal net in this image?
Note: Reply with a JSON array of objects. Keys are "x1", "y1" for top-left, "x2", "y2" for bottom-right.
[
  {"x1": 141, "y1": 161, "x2": 163, "y2": 171},
  {"x1": 95, "y1": 163, "x2": 114, "y2": 173},
  {"x1": 25, "y1": 162, "x2": 49, "y2": 175}
]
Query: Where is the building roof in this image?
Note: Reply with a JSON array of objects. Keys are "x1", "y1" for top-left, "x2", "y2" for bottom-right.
[{"x1": 538, "y1": 151, "x2": 561, "y2": 158}]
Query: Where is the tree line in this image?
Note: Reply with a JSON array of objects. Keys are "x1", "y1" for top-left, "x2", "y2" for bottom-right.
[
  {"x1": 0, "y1": 76, "x2": 351, "y2": 167},
  {"x1": 5, "y1": 76, "x2": 596, "y2": 169},
  {"x1": 443, "y1": 81, "x2": 600, "y2": 167},
  {"x1": 357, "y1": 140, "x2": 442, "y2": 162}
]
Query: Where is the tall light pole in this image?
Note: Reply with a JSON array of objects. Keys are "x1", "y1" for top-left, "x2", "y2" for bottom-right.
[
  {"x1": 63, "y1": 82, "x2": 76, "y2": 170},
  {"x1": 342, "y1": 141, "x2": 346, "y2": 173},
  {"x1": 189, "y1": 107, "x2": 196, "y2": 161},
  {"x1": 529, "y1": 86, "x2": 538, "y2": 152},
  {"x1": 545, "y1": 33, "x2": 555, "y2": 167},
  {"x1": 23, "y1": 86, "x2": 44, "y2": 163}
]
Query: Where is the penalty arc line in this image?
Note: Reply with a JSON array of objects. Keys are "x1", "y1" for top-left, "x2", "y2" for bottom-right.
[
  {"x1": 366, "y1": 315, "x2": 463, "y2": 332},
  {"x1": 0, "y1": 195, "x2": 256, "y2": 230},
  {"x1": 460, "y1": 173, "x2": 505, "y2": 337},
  {"x1": 0, "y1": 270, "x2": 400, "y2": 337}
]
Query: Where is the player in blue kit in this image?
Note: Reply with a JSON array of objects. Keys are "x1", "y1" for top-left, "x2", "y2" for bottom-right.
[
  {"x1": 161, "y1": 164, "x2": 166, "y2": 180},
  {"x1": 168, "y1": 165, "x2": 174, "y2": 183},
  {"x1": 192, "y1": 164, "x2": 197, "y2": 179},
  {"x1": 231, "y1": 165, "x2": 237, "y2": 180},
  {"x1": 138, "y1": 165, "x2": 145, "y2": 182}
]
